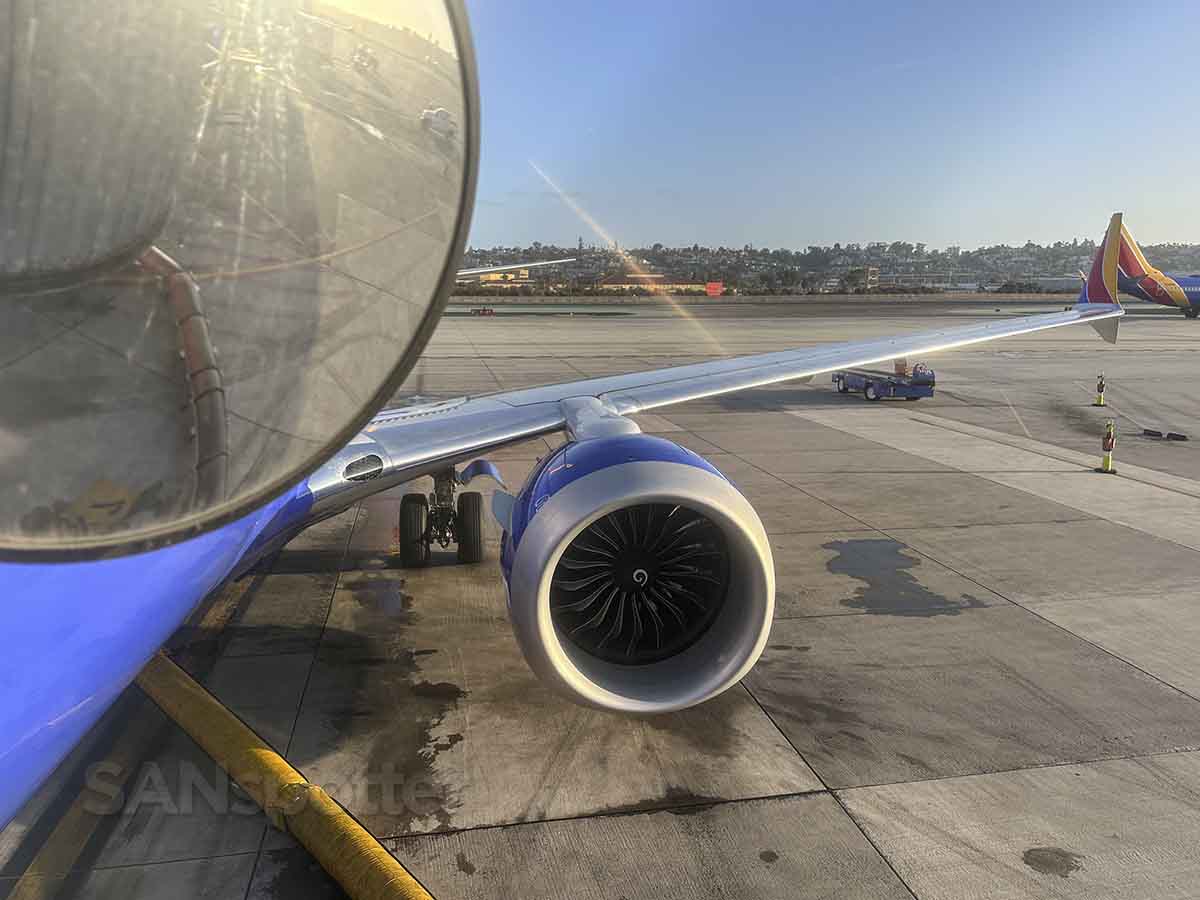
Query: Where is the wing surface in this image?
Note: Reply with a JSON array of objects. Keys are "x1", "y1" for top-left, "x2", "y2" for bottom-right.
[
  {"x1": 505, "y1": 302, "x2": 1122, "y2": 414},
  {"x1": 456, "y1": 258, "x2": 575, "y2": 277},
  {"x1": 306, "y1": 302, "x2": 1122, "y2": 518}
]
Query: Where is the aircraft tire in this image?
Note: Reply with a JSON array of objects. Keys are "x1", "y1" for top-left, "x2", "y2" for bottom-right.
[
  {"x1": 399, "y1": 494, "x2": 430, "y2": 567},
  {"x1": 864, "y1": 384, "x2": 880, "y2": 401},
  {"x1": 456, "y1": 491, "x2": 484, "y2": 564},
  {"x1": 1185, "y1": 309, "x2": 1199, "y2": 319},
  {"x1": 836, "y1": 376, "x2": 848, "y2": 393}
]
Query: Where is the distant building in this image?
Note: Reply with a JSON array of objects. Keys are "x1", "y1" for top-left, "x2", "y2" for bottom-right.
[
  {"x1": 478, "y1": 270, "x2": 530, "y2": 284},
  {"x1": 599, "y1": 272, "x2": 707, "y2": 294},
  {"x1": 469, "y1": 269, "x2": 565, "y2": 289},
  {"x1": 843, "y1": 266, "x2": 879, "y2": 291}
]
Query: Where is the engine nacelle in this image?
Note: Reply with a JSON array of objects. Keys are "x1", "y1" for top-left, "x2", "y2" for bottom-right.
[{"x1": 500, "y1": 434, "x2": 774, "y2": 713}]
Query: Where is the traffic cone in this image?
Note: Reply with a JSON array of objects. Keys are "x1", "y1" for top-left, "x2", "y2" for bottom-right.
[
  {"x1": 1093, "y1": 373, "x2": 1106, "y2": 407},
  {"x1": 1096, "y1": 419, "x2": 1117, "y2": 474}
]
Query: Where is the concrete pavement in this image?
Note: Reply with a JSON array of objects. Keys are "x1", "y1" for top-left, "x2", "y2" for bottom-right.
[{"x1": 5, "y1": 301, "x2": 1200, "y2": 899}]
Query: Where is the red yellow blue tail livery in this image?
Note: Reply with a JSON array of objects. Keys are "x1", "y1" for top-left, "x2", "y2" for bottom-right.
[
  {"x1": 1078, "y1": 212, "x2": 1123, "y2": 305},
  {"x1": 1083, "y1": 213, "x2": 1200, "y2": 318}
]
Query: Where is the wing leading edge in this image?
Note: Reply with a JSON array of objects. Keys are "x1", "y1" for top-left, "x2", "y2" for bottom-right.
[
  {"x1": 304, "y1": 301, "x2": 1122, "y2": 521},
  {"x1": 456, "y1": 258, "x2": 576, "y2": 278}
]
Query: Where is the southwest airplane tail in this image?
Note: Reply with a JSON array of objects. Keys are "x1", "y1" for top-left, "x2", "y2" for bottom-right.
[
  {"x1": 1077, "y1": 212, "x2": 1123, "y2": 305},
  {"x1": 1086, "y1": 213, "x2": 1200, "y2": 318}
]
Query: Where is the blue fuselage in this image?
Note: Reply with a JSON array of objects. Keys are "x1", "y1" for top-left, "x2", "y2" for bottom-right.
[
  {"x1": 0, "y1": 482, "x2": 315, "y2": 826},
  {"x1": 1117, "y1": 272, "x2": 1200, "y2": 311}
]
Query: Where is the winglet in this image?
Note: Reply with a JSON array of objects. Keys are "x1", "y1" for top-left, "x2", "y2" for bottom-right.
[
  {"x1": 1078, "y1": 212, "x2": 1123, "y2": 305},
  {"x1": 1088, "y1": 314, "x2": 1120, "y2": 344}
]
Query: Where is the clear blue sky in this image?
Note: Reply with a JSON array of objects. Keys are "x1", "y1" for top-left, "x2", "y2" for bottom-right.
[{"x1": 463, "y1": 0, "x2": 1199, "y2": 250}]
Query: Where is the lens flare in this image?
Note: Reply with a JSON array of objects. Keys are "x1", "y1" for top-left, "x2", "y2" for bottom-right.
[{"x1": 528, "y1": 160, "x2": 726, "y2": 358}]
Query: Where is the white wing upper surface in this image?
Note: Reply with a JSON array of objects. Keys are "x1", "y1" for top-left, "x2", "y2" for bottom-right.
[
  {"x1": 456, "y1": 258, "x2": 576, "y2": 277},
  {"x1": 305, "y1": 302, "x2": 1122, "y2": 518},
  {"x1": 500, "y1": 302, "x2": 1122, "y2": 414}
]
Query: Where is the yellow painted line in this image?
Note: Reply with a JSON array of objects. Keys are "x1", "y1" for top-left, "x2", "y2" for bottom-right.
[{"x1": 136, "y1": 653, "x2": 435, "y2": 900}]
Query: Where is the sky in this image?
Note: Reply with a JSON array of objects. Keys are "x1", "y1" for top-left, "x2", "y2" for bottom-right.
[{"x1": 461, "y1": 0, "x2": 1200, "y2": 250}]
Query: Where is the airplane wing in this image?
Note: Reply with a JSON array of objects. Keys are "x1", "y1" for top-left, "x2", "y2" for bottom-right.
[
  {"x1": 306, "y1": 301, "x2": 1123, "y2": 518},
  {"x1": 456, "y1": 257, "x2": 576, "y2": 278}
]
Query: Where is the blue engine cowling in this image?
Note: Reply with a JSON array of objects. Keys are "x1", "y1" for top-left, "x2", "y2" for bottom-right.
[{"x1": 498, "y1": 434, "x2": 774, "y2": 714}]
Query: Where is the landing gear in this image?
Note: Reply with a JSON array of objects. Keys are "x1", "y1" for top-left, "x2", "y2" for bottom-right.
[
  {"x1": 836, "y1": 376, "x2": 848, "y2": 393},
  {"x1": 456, "y1": 491, "x2": 483, "y2": 564},
  {"x1": 397, "y1": 468, "x2": 485, "y2": 567},
  {"x1": 1185, "y1": 308, "x2": 1199, "y2": 319},
  {"x1": 864, "y1": 383, "x2": 880, "y2": 401},
  {"x1": 399, "y1": 494, "x2": 430, "y2": 567}
]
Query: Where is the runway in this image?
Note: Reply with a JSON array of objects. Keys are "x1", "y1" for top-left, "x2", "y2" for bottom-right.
[{"x1": 5, "y1": 298, "x2": 1200, "y2": 899}]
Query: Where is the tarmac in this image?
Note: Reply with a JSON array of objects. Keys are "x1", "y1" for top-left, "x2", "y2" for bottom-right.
[{"x1": 4, "y1": 298, "x2": 1200, "y2": 899}]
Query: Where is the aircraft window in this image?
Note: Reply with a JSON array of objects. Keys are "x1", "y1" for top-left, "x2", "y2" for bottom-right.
[{"x1": 0, "y1": 0, "x2": 477, "y2": 558}]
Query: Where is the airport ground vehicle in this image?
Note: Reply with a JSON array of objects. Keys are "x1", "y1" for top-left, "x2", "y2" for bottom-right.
[{"x1": 832, "y1": 364, "x2": 935, "y2": 401}]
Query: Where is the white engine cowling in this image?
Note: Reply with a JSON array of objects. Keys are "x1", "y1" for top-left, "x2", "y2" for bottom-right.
[{"x1": 501, "y1": 436, "x2": 774, "y2": 713}]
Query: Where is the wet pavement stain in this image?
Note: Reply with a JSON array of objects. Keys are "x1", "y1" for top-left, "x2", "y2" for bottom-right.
[
  {"x1": 342, "y1": 575, "x2": 414, "y2": 619},
  {"x1": 321, "y1": 575, "x2": 469, "y2": 836},
  {"x1": 257, "y1": 846, "x2": 344, "y2": 899},
  {"x1": 455, "y1": 851, "x2": 476, "y2": 876},
  {"x1": 585, "y1": 785, "x2": 724, "y2": 818},
  {"x1": 642, "y1": 691, "x2": 748, "y2": 759},
  {"x1": 1050, "y1": 398, "x2": 1108, "y2": 439},
  {"x1": 271, "y1": 548, "x2": 388, "y2": 574},
  {"x1": 1023, "y1": 846, "x2": 1084, "y2": 879},
  {"x1": 432, "y1": 733, "x2": 464, "y2": 752},
  {"x1": 361, "y1": 679, "x2": 467, "y2": 835},
  {"x1": 771, "y1": 695, "x2": 867, "y2": 729},
  {"x1": 824, "y1": 538, "x2": 987, "y2": 617},
  {"x1": 759, "y1": 849, "x2": 779, "y2": 864}
]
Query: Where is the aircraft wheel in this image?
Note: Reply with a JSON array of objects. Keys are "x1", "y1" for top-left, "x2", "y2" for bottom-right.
[
  {"x1": 1185, "y1": 309, "x2": 1199, "y2": 319},
  {"x1": 836, "y1": 376, "x2": 848, "y2": 394},
  {"x1": 864, "y1": 384, "x2": 880, "y2": 401},
  {"x1": 399, "y1": 494, "x2": 430, "y2": 567},
  {"x1": 456, "y1": 491, "x2": 484, "y2": 564}
]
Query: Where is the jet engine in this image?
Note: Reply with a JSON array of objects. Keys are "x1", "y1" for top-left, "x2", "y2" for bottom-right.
[{"x1": 500, "y1": 434, "x2": 774, "y2": 713}]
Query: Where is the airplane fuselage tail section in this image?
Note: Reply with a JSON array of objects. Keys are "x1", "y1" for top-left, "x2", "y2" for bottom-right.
[{"x1": 1108, "y1": 215, "x2": 1196, "y2": 311}]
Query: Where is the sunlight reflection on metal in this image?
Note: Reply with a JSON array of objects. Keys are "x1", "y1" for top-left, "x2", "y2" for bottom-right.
[{"x1": 527, "y1": 160, "x2": 727, "y2": 358}]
